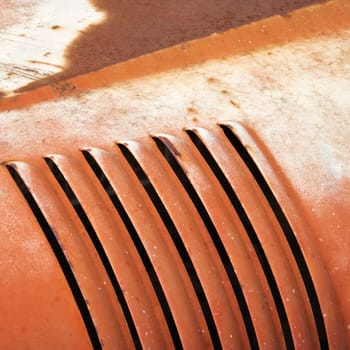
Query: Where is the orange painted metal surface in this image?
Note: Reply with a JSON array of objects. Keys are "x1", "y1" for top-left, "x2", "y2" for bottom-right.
[
  {"x1": 1, "y1": 121, "x2": 349, "y2": 348},
  {"x1": 0, "y1": 167, "x2": 92, "y2": 350},
  {"x1": 0, "y1": 1, "x2": 349, "y2": 349}
]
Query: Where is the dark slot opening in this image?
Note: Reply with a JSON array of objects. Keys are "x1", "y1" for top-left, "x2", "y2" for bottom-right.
[
  {"x1": 118, "y1": 143, "x2": 220, "y2": 350},
  {"x1": 220, "y1": 125, "x2": 328, "y2": 350},
  {"x1": 187, "y1": 129, "x2": 294, "y2": 350},
  {"x1": 6, "y1": 164, "x2": 102, "y2": 350},
  {"x1": 82, "y1": 150, "x2": 183, "y2": 350},
  {"x1": 153, "y1": 136, "x2": 258, "y2": 350},
  {"x1": 44, "y1": 158, "x2": 141, "y2": 350}
]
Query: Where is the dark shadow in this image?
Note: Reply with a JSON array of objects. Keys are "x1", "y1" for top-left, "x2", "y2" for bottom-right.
[{"x1": 19, "y1": 0, "x2": 325, "y2": 92}]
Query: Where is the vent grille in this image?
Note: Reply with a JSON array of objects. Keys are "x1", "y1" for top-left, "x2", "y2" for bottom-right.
[{"x1": 4, "y1": 122, "x2": 331, "y2": 349}]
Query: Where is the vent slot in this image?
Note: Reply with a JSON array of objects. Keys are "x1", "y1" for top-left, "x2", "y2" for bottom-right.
[
  {"x1": 153, "y1": 136, "x2": 259, "y2": 350},
  {"x1": 82, "y1": 150, "x2": 183, "y2": 350},
  {"x1": 44, "y1": 158, "x2": 142, "y2": 350},
  {"x1": 186, "y1": 129, "x2": 294, "y2": 350},
  {"x1": 117, "y1": 143, "x2": 220, "y2": 350},
  {"x1": 220, "y1": 125, "x2": 328, "y2": 349},
  {"x1": 6, "y1": 164, "x2": 102, "y2": 350}
]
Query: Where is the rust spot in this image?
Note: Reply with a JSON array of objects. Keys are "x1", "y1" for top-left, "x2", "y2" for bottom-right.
[
  {"x1": 157, "y1": 136, "x2": 181, "y2": 157},
  {"x1": 180, "y1": 43, "x2": 189, "y2": 51},
  {"x1": 187, "y1": 107, "x2": 198, "y2": 114},
  {"x1": 230, "y1": 99, "x2": 241, "y2": 109},
  {"x1": 282, "y1": 12, "x2": 292, "y2": 19},
  {"x1": 192, "y1": 117, "x2": 199, "y2": 123},
  {"x1": 221, "y1": 89, "x2": 229, "y2": 95},
  {"x1": 51, "y1": 25, "x2": 61, "y2": 30},
  {"x1": 52, "y1": 82, "x2": 76, "y2": 97},
  {"x1": 207, "y1": 77, "x2": 220, "y2": 84},
  {"x1": 43, "y1": 52, "x2": 51, "y2": 57}
]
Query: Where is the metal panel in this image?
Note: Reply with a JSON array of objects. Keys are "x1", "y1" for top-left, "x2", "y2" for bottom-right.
[
  {"x1": 1, "y1": 121, "x2": 347, "y2": 348},
  {"x1": 5, "y1": 160, "x2": 134, "y2": 349},
  {"x1": 0, "y1": 1, "x2": 349, "y2": 348},
  {"x1": 0, "y1": 167, "x2": 92, "y2": 350}
]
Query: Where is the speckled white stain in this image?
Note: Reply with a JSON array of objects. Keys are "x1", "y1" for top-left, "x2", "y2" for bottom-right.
[{"x1": 0, "y1": 0, "x2": 105, "y2": 94}]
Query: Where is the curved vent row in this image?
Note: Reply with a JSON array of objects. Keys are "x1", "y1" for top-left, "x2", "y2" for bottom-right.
[{"x1": 5, "y1": 122, "x2": 328, "y2": 350}]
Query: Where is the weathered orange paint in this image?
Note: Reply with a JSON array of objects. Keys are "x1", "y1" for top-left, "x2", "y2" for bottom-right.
[{"x1": 0, "y1": 1, "x2": 349, "y2": 349}]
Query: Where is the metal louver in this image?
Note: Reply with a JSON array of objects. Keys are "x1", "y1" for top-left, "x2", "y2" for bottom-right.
[{"x1": 2, "y1": 121, "x2": 340, "y2": 350}]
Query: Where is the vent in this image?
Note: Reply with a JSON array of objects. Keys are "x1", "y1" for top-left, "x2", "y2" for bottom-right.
[{"x1": 4, "y1": 122, "x2": 334, "y2": 349}]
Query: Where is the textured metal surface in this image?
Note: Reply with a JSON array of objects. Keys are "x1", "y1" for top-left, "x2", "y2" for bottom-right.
[
  {"x1": 6, "y1": 160, "x2": 135, "y2": 349},
  {"x1": 0, "y1": 166, "x2": 92, "y2": 350},
  {"x1": 1, "y1": 120, "x2": 348, "y2": 349},
  {"x1": 0, "y1": 1, "x2": 349, "y2": 349}
]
